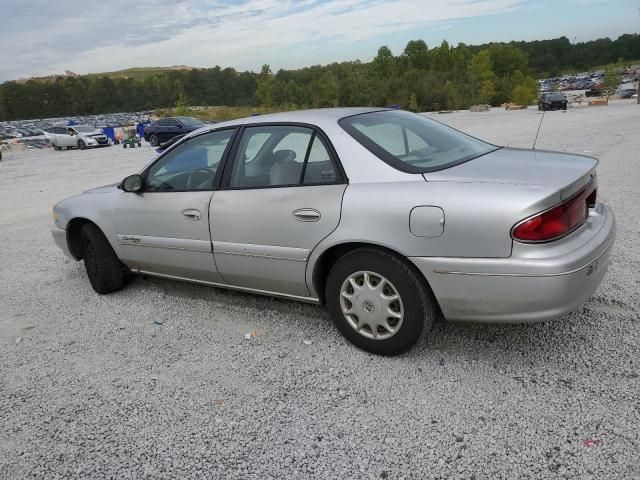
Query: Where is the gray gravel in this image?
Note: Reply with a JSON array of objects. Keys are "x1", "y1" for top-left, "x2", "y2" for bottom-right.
[{"x1": 1, "y1": 102, "x2": 639, "y2": 479}]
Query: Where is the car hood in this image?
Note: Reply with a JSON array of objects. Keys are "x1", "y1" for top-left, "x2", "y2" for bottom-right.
[
  {"x1": 84, "y1": 183, "x2": 119, "y2": 194},
  {"x1": 423, "y1": 147, "x2": 597, "y2": 201}
]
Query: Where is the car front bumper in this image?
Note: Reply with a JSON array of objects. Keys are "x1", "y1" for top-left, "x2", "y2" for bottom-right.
[
  {"x1": 52, "y1": 226, "x2": 74, "y2": 259},
  {"x1": 410, "y1": 203, "x2": 615, "y2": 323}
]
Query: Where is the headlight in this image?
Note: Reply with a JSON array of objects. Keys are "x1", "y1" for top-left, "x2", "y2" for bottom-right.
[{"x1": 52, "y1": 209, "x2": 59, "y2": 223}]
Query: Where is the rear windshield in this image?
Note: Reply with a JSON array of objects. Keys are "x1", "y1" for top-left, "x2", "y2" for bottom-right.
[{"x1": 339, "y1": 110, "x2": 497, "y2": 173}]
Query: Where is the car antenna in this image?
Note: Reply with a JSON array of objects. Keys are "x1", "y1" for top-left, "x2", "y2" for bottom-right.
[{"x1": 532, "y1": 110, "x2": 546, "y2": 150}]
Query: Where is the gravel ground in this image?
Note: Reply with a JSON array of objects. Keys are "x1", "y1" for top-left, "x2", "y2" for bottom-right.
[{"x1": 1, "y1": 101, "x2": 639, "y2": 479}]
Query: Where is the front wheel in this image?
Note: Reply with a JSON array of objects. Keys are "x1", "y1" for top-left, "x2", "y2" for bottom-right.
[
  {"x1": 78, "y1": 140, "x2": 86, "y2": 150},
  {"x1": 149, "y1": 134, "x2": 159, "y2": 147},
  {"x1": 81, "y1": 223, "x2": 128, "y2": 294},
  {"x1": 325, "y1": 248, "x2": 436, "y2": 355}
]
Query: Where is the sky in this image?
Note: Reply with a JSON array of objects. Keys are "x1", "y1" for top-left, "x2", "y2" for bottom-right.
[{"x1": 0, "y1": 0, "x2": 638, "y2": 81}]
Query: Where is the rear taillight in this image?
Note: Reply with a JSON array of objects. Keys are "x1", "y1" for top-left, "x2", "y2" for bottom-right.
[{"x1": 512, "y1": 181, "x2": 597, "y2": 242}]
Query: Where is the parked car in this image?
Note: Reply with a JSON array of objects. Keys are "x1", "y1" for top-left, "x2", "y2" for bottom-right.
[
  {"x1": 51, "y1": 108, "x2": 615, "y2": 355},
  {"x1": 144, "y1": 117, "x2": 206, "y2": 146},
  {"x1": 538, "y1": 92, "x2": 568, "y2": 111},
  {"x1": 45, "y1": 124, "x2": 109, "y2": 150},
  {"x1": 156, "y1": 133, "x2": 186, "y2": 153},
  {"x1": 616, "y1": 83, "x2": 637, "y2": 98}
]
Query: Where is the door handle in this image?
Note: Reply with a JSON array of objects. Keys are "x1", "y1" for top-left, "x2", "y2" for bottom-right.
[
  {"x1": 292, "y1": 208, "x2": 321, "y2": 222},
  {"x1": 181, "y1": 209, "x2": 202, "y2": 221}
]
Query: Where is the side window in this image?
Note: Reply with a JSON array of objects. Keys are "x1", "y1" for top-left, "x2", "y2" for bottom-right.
[
  {"x1": 302, "y1": 136, "x2": 336, "y2": 184},
  {"x1": 243, "y1": 132, "x2": 271, "y2": 161},
  {"x1": 145, "y1": 129, "x2": 234, "y2": 191},
  {"x1": 156, "y1": 118, "x2": 171, "y2": 127},
  {"x1": 229, "y1": 126, "x2": 338, "y2": 188}
]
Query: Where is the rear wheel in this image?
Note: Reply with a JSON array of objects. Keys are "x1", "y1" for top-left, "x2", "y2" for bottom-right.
[
  {"x1": 325, "y1": 248, "x2": 436, "y2": 355},
  {"x1": 78, "y1": 140, "x2": 86, "y2": 150},
  {"x1": 81, "y1": 223, "x2": 128, "y2": 294},
  {"x1": 149, "y1": 134, "x2": 159, "y2": 147}
]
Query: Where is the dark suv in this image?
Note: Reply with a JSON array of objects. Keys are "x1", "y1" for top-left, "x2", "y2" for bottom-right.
[
  {"x1": 538, "y1": 92, "x2": 568, "y2": 111},
  {"x1": 144, "y1": 117, "x2": 206, "y2": 146}
]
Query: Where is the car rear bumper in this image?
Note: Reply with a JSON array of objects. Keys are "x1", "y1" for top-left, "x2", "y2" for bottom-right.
[
  {"x1": 410, "y1": 203, "x2": 615, "y2": 323},
  {"x1": 52, "y1": 226, "x2": 74, "y2": 259}
]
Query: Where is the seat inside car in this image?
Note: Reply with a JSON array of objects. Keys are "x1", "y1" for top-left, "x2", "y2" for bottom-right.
[{"x1": 269, "y1": 149, "x2": 301, "y2": 186}]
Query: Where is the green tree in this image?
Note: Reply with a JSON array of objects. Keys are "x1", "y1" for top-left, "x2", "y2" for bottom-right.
[
  {"x1": 403, "y1": 40, "x2": 429, "y2": 70},
  {"x1": 408, "y1": 92, "x2": 418, "y2": 111},
  {"x1": 372, "y1": 46, "x2": 396, "y2": 79},
  {"x1": 256, "y1": 64, "x2": 273, "y2": 107},
  {"x1": 602, "y1": 66, "x2": 620, "y2": 99},
  {"x1": 469, "y1": 50, "x2": 496, "y2": 104},
  {"x1": 510, "y1": 71, "x2": 538, "y2": 105}
]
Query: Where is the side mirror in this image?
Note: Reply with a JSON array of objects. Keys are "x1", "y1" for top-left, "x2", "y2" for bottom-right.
[
  {"x1": 122, "y1": 174, "x2": 143, "y2": 193},
  {"x1": 177, "y1": 123, "x2": 183, "y2": 128}
]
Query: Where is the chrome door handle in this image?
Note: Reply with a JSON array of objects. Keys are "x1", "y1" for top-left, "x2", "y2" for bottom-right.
[
  {"x1": 292, "y1": 208, "x2": 321, "y2": 222},
  {"x1": 181, "y1": 209, "x2": 202, "y2": 221}
]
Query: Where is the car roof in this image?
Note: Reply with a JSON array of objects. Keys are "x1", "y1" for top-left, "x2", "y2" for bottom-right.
[{"x1": 209, "y1": 107, "x2": 387, "y2": 130}]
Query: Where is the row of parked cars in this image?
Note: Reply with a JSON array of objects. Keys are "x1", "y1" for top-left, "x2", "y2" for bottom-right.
[
  {"x1": 539, "y1": 65, "x2": 639, "y2": 98},
  {"x1": 0, "y1": 112, "x2": 152, "y2": 141}
]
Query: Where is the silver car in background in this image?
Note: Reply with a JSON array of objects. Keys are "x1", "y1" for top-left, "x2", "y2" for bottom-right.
[
  {"x1": 51, "y1": 108, "x2": 615, "y2": 355},
  {"x1": 45, "y1": 124, "x2": 109, "y2": 150}
]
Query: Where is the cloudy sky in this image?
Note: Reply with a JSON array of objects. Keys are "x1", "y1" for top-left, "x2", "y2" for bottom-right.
[{"x1": 0, "y1": 0, "x2": 637, "y2": 81}]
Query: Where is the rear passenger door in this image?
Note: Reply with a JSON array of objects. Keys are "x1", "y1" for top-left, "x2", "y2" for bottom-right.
[{"x1": 209, "y1": 124, "x2": 347, "y2": 297}]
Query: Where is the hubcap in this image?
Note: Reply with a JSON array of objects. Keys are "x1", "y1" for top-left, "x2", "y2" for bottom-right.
[{"x1": 339, "y1": 271, "x2": 404, "y2": 340}]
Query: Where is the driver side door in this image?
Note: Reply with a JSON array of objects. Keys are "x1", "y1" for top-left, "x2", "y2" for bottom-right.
[{"x1": 114, "y1": 128, "x2": 236, "y2": 282}]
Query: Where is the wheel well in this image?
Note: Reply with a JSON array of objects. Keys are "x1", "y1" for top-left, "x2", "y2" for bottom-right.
[
  {"x1": 312, "y1": 242, "x2": 434, "y2": 305},
  {"x1": 66, "y1": 218, "x2": 96, "y2": 259}
]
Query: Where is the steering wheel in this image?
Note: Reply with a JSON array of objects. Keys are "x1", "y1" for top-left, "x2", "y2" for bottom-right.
[{"x1": 187, "y1": 168, "x2": 213, "y2": 189}]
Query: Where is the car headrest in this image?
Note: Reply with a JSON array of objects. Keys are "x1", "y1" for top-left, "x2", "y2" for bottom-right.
[{"x1": 270, "y1": 150, "x2": 301, "y2": 185}]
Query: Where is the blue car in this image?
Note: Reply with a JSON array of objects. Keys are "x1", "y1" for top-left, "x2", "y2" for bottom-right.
[{"x1": 143, "y1": 116, "x2": 206, "y2": 146}]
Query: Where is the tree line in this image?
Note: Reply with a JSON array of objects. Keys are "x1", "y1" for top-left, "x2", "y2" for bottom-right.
[{"x1": 1, "y1": 34, "x2": 638, "y2": 121}]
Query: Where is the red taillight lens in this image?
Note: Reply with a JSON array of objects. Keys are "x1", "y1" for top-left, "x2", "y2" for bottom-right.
[{"x1": 513, "y1": 182, "x2": 597, "y2": 242}]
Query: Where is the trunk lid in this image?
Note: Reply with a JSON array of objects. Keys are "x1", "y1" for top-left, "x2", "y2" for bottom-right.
[{"x1": 423, "y1": 147, "x2": 597, "y2": 204}]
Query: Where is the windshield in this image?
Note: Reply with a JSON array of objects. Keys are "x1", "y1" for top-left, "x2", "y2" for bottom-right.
[
  {"x1": 177, "y1": 117, "x2": 204, "y2": 126},
  {"x1": 339, "y1": 110, "x2": 498, "y2": 173},
  {"x1": 548, "y1": 93, "x2": 565, "y2": 100},
  {"x1": 73, "y1": 126, "x2": 95, "y2": 133}
]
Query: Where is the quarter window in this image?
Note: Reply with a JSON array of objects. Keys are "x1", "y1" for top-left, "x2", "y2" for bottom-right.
[
  {"x1": 146, "y1": 129, "x2": 234, "y2": 191},
  {"x1": 229, "y1": 126, "x2": 337, "y2": 188}
]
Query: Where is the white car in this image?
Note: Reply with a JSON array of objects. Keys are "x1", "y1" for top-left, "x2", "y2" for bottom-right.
[{"x1": 45, "y1": 124, "x2": 109, "y2": 150}]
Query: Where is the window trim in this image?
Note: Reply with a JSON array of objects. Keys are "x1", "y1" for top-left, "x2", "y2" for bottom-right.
[
  {"x1": 338, "y1": 110, "x2": 500, "y2": 174},
  {"x1": 219, "y1": 122, "x2": 348, "y2": 191},
  {"x1": 140, "y1": 126, "x2": 239, "y2": 193}
]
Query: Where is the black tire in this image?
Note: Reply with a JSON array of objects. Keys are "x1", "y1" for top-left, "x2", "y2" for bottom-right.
[
  {"x1": 78, "y1": 140, "x2": 86, "y2": 150},
  {"x1": 563, "y1": 105, "x2": 567, "y2": 111},
  {"x1": 81, "y1": 223, "x2": 128, "y2": 294},
  {"x1": 149, "y1": 134, "x2": 159, "y2": 147},
  {"x1": 137, "y1": 142, "x2": 142, "y2": 147},
  {"x1": 325, "y1": 248, "x2": 436, "y2": 355},
  {"x1": 123, "y1": 144, "x2": 127, "y2": 149}
]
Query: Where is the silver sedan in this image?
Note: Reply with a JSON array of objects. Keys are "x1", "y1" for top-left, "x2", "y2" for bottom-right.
[{"x1": 51, "y1": 108, "x2": 616, "y2": 355}]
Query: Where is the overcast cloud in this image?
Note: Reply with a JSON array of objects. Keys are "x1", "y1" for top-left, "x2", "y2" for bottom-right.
[{"x1": 0, "y1": 0, "x2": 635, "y2": 81}]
